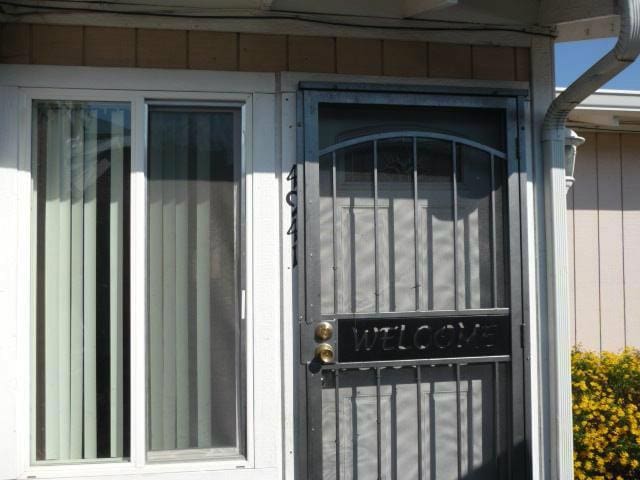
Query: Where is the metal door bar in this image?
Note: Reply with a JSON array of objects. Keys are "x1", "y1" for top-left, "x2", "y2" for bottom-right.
[
  {"x1": 299, "y1": 81, "x2": 529, "y2": 98},
  {"x1": 323, "y1": 355, "x2": 511, "y2": 370},
  {"x1": 375, "y1": 368, "x2": 382, "y2": 480},
  {"x1": 319, "y1": 131, "x2": 507, "y2": 158},
  {"x1": 331, "y1": 152, "x2": 339, "y2": 314},
  {"x1": 456, "y1": 363, "x2": 462, "y2": 479},
  {"x1": 373, "y1": 141, "x2": 380, "y2": 313},
  {"x1": 412, "y1": 137, "x2": 420, "y2": 311},
  {"x1": 322, "y1": 308, "x2": 510, "y2": 320},
  {"x1": 452, "y1": 141, "x2": 460, "y2": 310},
  {"x1": 494, "y1": 360, "x2": 501, "y2": 476},
  {"x1": 334, "y1": 369, "x2": 341, "y2": 480},
  {"x1": 491, "y1": 154, "x2": 498, "y2": 307},
  {"x1": 416, "y1": 365, "x2": 423, "y2": 480}
]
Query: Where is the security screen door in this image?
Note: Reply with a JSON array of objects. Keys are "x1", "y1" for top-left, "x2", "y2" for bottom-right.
[{"x1": 298, "y1": 85, "x2": 527, "y2": 480}]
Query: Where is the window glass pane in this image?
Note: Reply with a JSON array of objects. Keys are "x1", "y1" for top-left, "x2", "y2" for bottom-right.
[
  {"x1": 319, "y1": 153, "x2": 334, "y2": 315},
  {"x1": 457, "y1": 145, "x2": 507, "y2": 308},
  {"x1": 319, "y1": 143, "x2": 376, "y2": 314},
  {"x1": 146, "y1": 106, "x2": 242, "y2": 456},
  {"x1": 318, "y1": 104, "x2": 509, "y2": 314},
  {"x1": 417, "y1": 139, "x2": 455, "y2": 310},
  {"x1": 32, "y1": 101, "x2": 131, "y2": 462},
  {"x1": 377, "y1": 138, "x2": 415, "y2": 312},
  {"x1": 494, "y1": 159, "x2": 508, "y2": 308}
]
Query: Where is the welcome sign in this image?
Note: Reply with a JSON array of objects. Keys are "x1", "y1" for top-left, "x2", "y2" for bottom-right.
[{"x1": 338, "y1": 315, "x2": 511, "y2": 362}]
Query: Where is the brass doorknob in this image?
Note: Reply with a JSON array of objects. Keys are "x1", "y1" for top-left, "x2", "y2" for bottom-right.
[
  {"x1": 315, "y1": 321, "x2": 334, "y2": 341},
  {"x1": 314, "y1": 343, "x2": 335, "y2": 364}
]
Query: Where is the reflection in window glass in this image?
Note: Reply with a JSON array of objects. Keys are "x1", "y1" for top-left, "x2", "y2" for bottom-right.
[
  {"x1": 417, "y1": 139, "x2": 455, "y2": 310},
  {"x1": 457, "y1": 145, "x2": 506, "y2": 309},
  {"x1": 319, "y1": 134, "x2": 507, "y2": 315},
  {"x1": 378, "y1": 138, "x2": 415, "y2": 312},
  {"x1": 146, "y1": 107, "x2": 243, "y2": 456},
  {"x1": 320, "y1": 143, "x2": 377, "y2": 314},
  {"x1": 32, "y1": 101, "x2": 131, "y2": 462}
]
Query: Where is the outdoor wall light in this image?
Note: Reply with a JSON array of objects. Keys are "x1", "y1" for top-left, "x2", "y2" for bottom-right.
[{"x1": 565, "y1": 128, "x2": 585, "y2": 191}]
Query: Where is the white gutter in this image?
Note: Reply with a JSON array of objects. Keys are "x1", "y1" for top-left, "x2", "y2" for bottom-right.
[{"x1": 542, "y1": 1, "x2": 640, "y2": 479}]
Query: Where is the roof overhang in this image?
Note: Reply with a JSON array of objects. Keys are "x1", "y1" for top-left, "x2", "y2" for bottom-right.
[
  {"x1": 556, "y1": 15, "x2": 619, "y2": 42},
  {"x1": 0, "y1": 0, "x2": 618, "y2": 41},
  {"x1": 0, "y1": 0, "x2": 536, "y2": 24},
  {"x1": 561, "y1": 88, "x2": 640, "y2": 131}
]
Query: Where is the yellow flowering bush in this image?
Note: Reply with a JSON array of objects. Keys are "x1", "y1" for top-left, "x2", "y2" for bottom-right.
[{"x1": 572, "y1": 348, "x2": 640, "y2": 479}]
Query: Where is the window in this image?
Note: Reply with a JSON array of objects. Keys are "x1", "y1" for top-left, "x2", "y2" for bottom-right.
[
  {"x1": 31, "y1": 101, "x2": 131, "y2": 462},
  {"x1": 146, "y1": 106, "x2": 243, "y2": 460},
  {"x1": 31, "y1": 100, "x2": 244, "y2": 465}
]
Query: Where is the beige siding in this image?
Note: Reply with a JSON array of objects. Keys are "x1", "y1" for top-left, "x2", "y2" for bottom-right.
[
  {"x1": 471, "y1": 45, "x2": 515, "y2": 80},
  {"x1": 31, "y1": 24, "x2": 84, "y2": 66},
  {"x1": 137, "y1": 29, "x2": 188, "y2": 69},
  {"x1": 85, "y1": 27, "x2": 136, "y2": 67},
  {"x1": 0, "y1": 23, "x2": 29, "y2": 64},
  {"x1": 188, "y1": 31, "x2": 238, "y2": 71},
  {"x1": 335, "y1": 37, "x2": 383, "y2": 75},
  {"x1": 597, "y1": 134, "x2": 625, "y2": 351},
  {"x1": 621, "y1": 134, "x2": 640, "y2": 346},
  {"x1": 428, "y1": 42, "x2": 472, "y2": 78},
  {"x1": 288, "y1": 35, "x2": 335, "y2": 73},
  {"x1": 382, "y1": 40, "x2": 428, "y2": 77},
  {"x1": 239, "y1": 33, "x2": 287, "y2": 72},
  {"x1": 0, "y1": 23, "x2": 530, "y2": 82},
  {"x1": 570, "y1": 131, "x2": 640, "y2": 352},
  {"x1": 567, "y1": 177, "x2": 576, "y2": 345},
  {"x1": 572, "y1": 132, "x2": 601, "y2": 351}
]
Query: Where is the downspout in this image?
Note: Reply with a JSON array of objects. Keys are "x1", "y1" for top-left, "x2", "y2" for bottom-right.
[{"x1": 542, "y1": 1, "x2": 640, "y2": 479}]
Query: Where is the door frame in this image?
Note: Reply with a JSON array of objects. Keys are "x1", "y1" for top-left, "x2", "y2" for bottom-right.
[{"x1": 295, "y1": 82, "x2": 531, "y2": 479}]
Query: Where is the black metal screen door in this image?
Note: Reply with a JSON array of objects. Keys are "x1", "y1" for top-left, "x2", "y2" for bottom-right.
[{"x1": 297, "y1": 84, "x2": 528, "y2": 480}]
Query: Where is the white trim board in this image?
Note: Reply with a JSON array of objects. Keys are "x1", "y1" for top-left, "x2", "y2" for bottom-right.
[
  {"x1": 280, "y1": 71, "x2": 530, "y2": 93},
  {"x1": 0, "y1": 65, "x2": 276, "y2": 94},
  {"x1": 0, "y1": 85, "x2": 21, "y2": 480}
]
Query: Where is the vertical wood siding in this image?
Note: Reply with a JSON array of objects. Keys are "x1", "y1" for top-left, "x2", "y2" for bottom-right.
[
  {"x1": 569, "y1": 131, "x2": 640, "y2": 352},
  {"x1": 0, "y1": 23, "x2": 531, "y2": 81}
]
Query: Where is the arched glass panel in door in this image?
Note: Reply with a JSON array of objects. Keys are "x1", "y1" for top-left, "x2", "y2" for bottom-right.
[{"x1": 319, "y1": 132, "x2": 508, "y2": 316}]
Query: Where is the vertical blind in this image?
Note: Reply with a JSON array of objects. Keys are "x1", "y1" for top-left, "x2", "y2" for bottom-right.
[
  {"x1": 147, "y1": 106, "x2": 242, "y2": 455},
  {"x1": 32, "y1": 101, "x2": 131, "y2": 462}
]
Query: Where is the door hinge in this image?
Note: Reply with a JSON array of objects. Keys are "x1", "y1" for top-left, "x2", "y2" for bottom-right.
[{"x1": 520, "y1": 323, "x2": 527, "y2": 349}]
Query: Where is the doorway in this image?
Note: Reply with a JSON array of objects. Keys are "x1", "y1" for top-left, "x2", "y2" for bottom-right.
[{"x1": 297, "y1": 85, "x2": 528, "y2": 480}]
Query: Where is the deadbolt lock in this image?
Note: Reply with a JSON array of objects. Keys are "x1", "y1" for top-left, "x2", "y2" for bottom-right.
[
  {"x1": 315, "y1": 321, "x2": 334, "y2": 341},
  {"x1": 314, "y1": 343, "x2": 335, "y2": 364}
]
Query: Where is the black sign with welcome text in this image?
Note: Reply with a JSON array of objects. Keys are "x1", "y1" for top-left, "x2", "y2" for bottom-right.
[{"x1": 338, "y1": 315, "x2": 511, "y2": 363}]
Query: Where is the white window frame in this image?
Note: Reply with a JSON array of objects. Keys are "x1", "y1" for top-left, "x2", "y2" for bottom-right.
[{"x1": 2, "y1": 65, "x2": 282, "y2": 480}]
